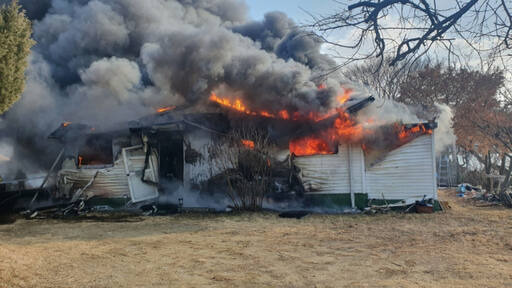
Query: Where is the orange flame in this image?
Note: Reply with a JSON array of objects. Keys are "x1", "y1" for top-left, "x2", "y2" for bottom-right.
[
  {"x1": 289, "y1": 113, "x2": 365, "y2": 156},
  {"x1": 211, "y1": 92, "x2": 340, "y2": 121},
  {"x1": 333, "y1": 114, "x2": 363, "y2": 139},
  {"x1": 209, "y1": 91, "x2": 354, "y2": 122},
  {"x1": 278, "y1": 110, "x2": 290, "y2": 120},
  {"x1": 209, "y1": 90, "x2": 432, "y2": 156},
  {"x1": 78, "y1": 155, "x2": 83, "y2": 168},
  {"x1": 241, "y1": 139, "x2": 255, "y2": 149},
  {"x1": 211, "y1": 93, "x2": 257, "y2": 115},
  {"x1": 260, "y1": 111, "x2": 274, "y2": 118},
  {"x1": 157, "y1": 106, "x2": 176, "y2": 113},
  {"x1": 62, "y1": 121, "x2": 72, "y2": 127},
  {"x1": 289, "y1": 137, "x2": 336, "y2": 156},
  {"x1": 397, "y1": 123, "x2": 433, "y2": 142},
  {"x1": 337, "y1": 88, "x2": 352, "y2": 105},
  {"x1": 210, "y1": 90, "x2": 373, "y2": 157}
]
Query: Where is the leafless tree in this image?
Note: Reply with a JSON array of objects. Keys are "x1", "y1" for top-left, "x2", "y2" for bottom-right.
[
  {"x1": 342, "y1": 55, "x2": 429, "y2": 99},
  {"x1": 208, "y1": 126, "x2": 275, "y2": 211},
  {"x1": 310, "y1": 0, "x2": 511, "y2": 69}
]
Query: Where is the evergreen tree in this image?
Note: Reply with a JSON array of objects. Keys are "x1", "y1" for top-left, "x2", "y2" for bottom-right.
[{"x1": 0, "y1": 0, "x2": 33, "y2": 114}]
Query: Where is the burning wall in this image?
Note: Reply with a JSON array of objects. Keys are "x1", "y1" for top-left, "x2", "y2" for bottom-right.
[
  {"x1": 293, "y1": 144, "x2": 364, "y2": 194},
  {"x1": 208, "y1": 89, "x2": 434, "y2": 157}
]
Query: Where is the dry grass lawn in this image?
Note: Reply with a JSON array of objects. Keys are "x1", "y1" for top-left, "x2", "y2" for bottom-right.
[{"x1": 1, "y1": 189, "x2": 512, "y2": 288}]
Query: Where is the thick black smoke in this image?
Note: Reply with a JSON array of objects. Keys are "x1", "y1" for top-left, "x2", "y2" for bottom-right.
[
  {"x1": 1, "y1": 0, "x2": 344, "y2": 178},
  {"x1": 234, "y1": 11, "x2": 336, "y2": 72}
]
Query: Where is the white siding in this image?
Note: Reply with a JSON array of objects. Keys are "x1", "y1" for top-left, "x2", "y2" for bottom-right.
[
  {"x1": 293, "y1": 144, "x2": 364, "y2": 194},
  {"x1": 349, "y1": 145, "x2": 365, "y2": 195},
  {"x1": 58, "y1": 158, "x2": 130, "y2": 199},
  {"x1": 183, "y1": 130, "x2": 234, "y2": 188},
  {"x1": 58, "y1": 147, "x2": 158, "y2": 200},
  {"x1": 122, "y1": 146, "x2": 159, "y2": 203},
  {"x1": 366, "y1": 135, "x2": 436, "y2": 200},
  {"x1": 184, "y1": 131, "x2": 218, "y2": 186}
]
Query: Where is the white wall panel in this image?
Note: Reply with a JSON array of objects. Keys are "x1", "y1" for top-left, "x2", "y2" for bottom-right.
[{"x1": 366, "y1": 135, "x2": 436, "y2": 200}]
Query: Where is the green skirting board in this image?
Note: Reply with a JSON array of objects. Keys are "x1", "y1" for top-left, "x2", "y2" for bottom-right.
[
  {"x1": 304, "y1": 193, "x2": 368, "y2": 210},
  {"x1": 304, "y1": 193, "x2": 441, "y2": 211}
]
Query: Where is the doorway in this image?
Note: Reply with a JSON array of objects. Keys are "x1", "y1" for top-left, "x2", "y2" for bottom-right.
[{"x1": 158, "y1": 132, "x2": 184, "y2": 182}]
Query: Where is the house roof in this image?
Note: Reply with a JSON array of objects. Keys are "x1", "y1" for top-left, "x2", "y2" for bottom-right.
[
  {"x1": 48, "y1": 95, "x2": 378, "y2": 141},
  {"x1": 48, "y1": 111, "x2": 231, "y2": 141}
]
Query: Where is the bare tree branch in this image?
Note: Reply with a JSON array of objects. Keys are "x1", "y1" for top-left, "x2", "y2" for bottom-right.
[{"x1": 309, "y1": 0, "x2": 511, "y2": 69}]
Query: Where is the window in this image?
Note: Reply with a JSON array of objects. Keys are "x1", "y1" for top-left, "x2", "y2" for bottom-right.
[{"x1": 77, "y1": 135, "x2": 113, "y2": 167}]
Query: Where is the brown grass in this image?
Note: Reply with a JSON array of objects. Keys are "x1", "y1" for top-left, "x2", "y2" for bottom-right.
[{"x1": 1, "y1": 189, "x2": 512, "y2": 288}]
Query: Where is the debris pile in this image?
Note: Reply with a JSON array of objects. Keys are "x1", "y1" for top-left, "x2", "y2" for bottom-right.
[
  {"x1": 456, "y1": 183, "x2": 482, "y2": 197},
  {"x1": 456, "y1": 183, "x2": 512, "y2": 207},
  {"x1": 364, "y1": 195, "x2": 436, "y2": 214}
]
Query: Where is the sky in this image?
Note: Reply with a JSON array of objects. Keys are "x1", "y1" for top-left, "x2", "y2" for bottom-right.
[
  {"x1": 245, "y1": 0, "x2": 336, "y2": 23},
  {"x1": 245, "y1": 0, "x2": 509, "y2": 74}
]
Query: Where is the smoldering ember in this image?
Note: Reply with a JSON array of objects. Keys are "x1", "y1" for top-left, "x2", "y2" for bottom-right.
[{"x1": 1, "y1": 0, "x2": 512, "y2": 287}]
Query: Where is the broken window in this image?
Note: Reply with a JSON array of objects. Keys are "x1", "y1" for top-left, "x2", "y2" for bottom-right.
[{"x1": 77, "y1": 135, "x2": 113, "y2": 167}]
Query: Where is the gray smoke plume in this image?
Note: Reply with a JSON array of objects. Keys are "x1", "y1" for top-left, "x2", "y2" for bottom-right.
[
  {"x1": 434, "y1": 103, "x2": 456, "y2": 156},
  {"x1": 233, "y1": 11, "x2": 336, "y2": 72},
  {"x1": 23, "y1": 0, "x2": 346, "y2": 114}
]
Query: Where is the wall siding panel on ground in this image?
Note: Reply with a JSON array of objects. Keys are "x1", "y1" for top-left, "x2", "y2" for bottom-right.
[{"x1": 366, "y1": 135, "x2": 436, "y2": 200}]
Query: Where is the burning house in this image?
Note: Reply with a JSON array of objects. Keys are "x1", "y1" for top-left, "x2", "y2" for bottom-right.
[
  {"x1": 30, "y1": 91, "x2": 438, "y2": 213},
  {"x1": 0, "y1": 0, "x2": 450, "y2": 214}
]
